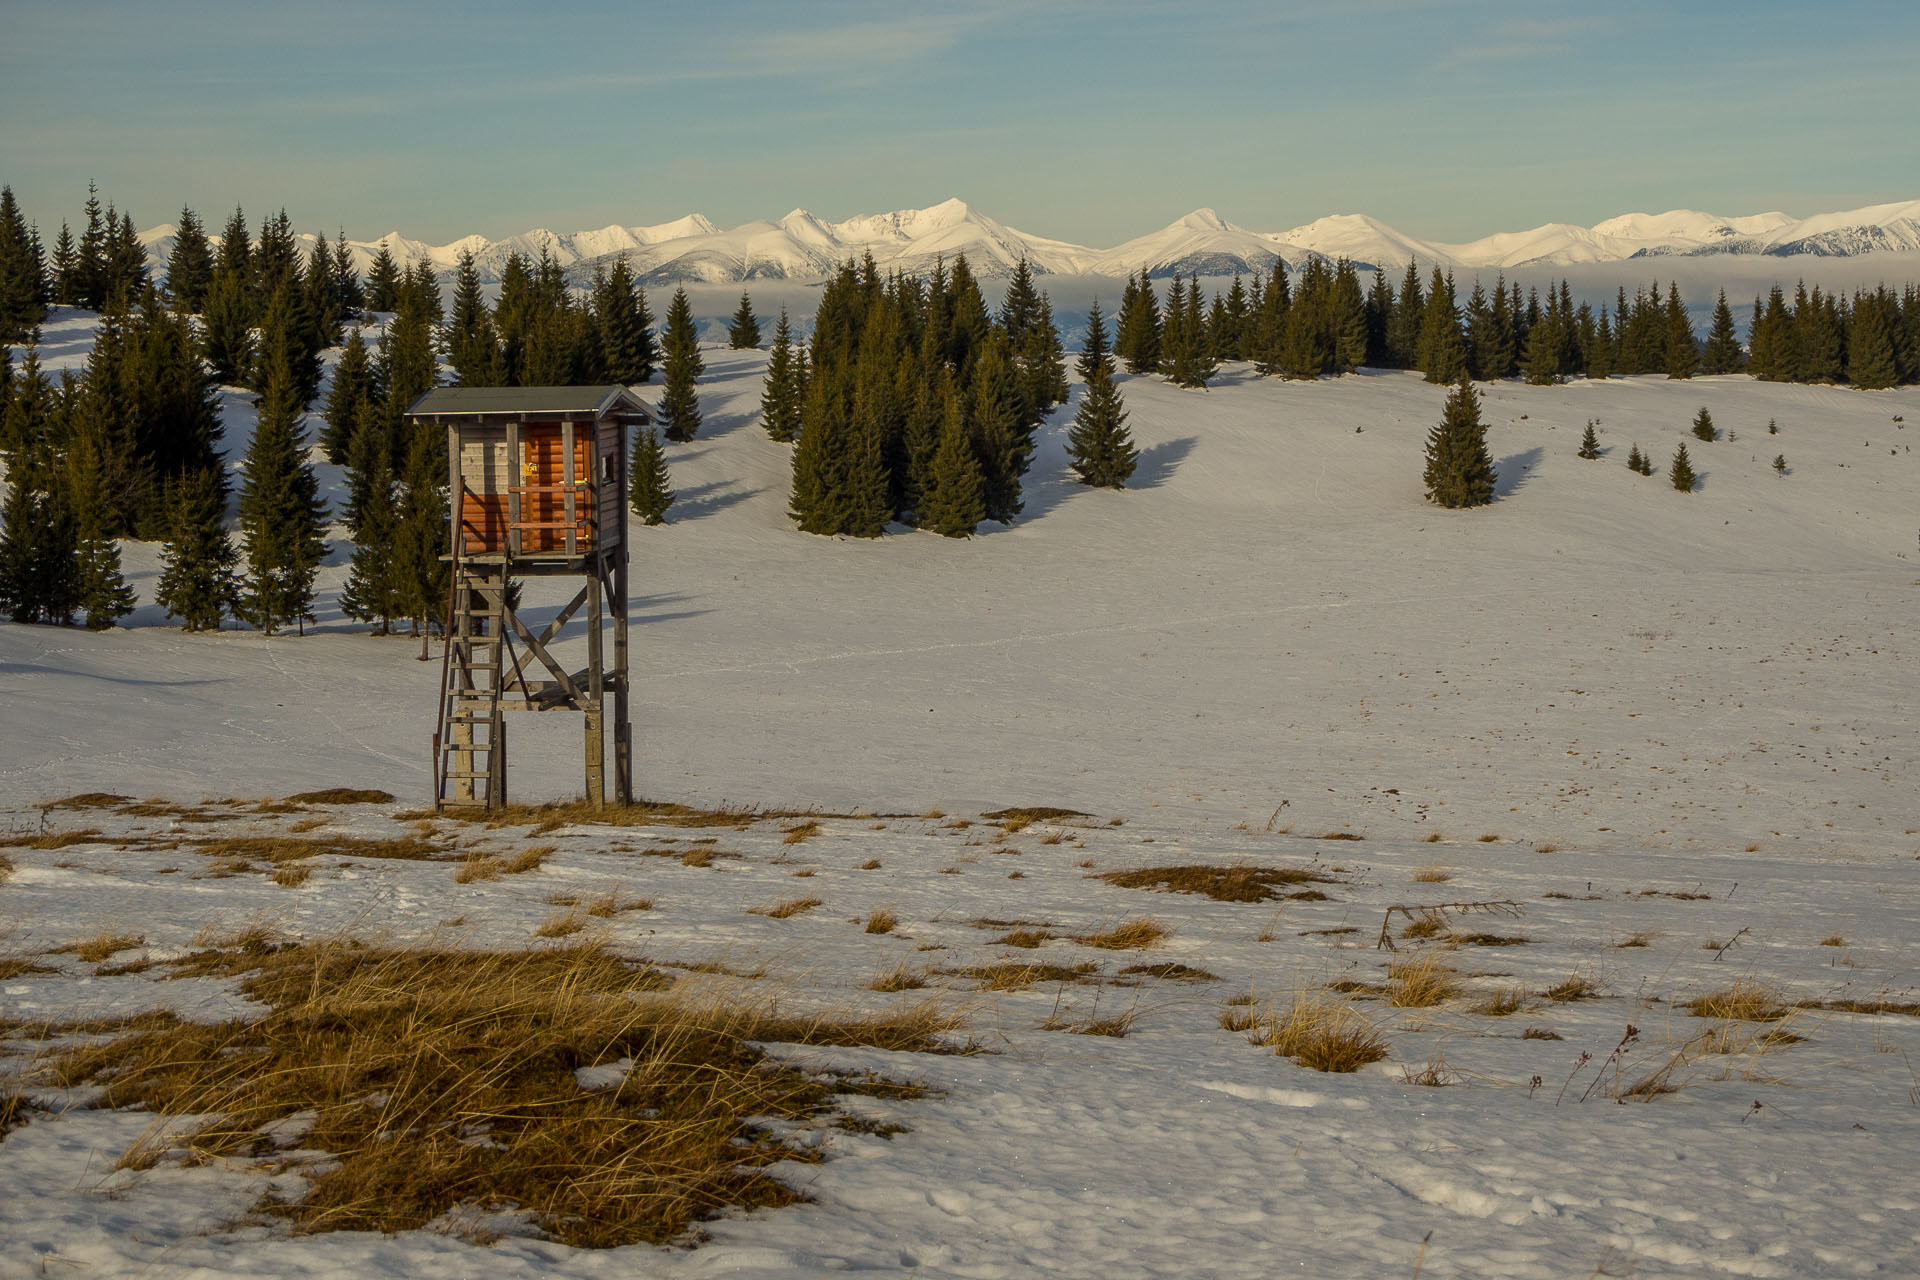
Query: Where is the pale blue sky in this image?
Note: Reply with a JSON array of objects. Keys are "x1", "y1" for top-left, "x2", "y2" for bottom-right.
[{"x1": 3, "y1": 0, "x2": 1916, "y2": 246}]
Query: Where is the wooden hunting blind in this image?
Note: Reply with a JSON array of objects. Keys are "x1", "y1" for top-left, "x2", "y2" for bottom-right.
[{"x1": 407, "y1": 385, "x2": 651, "y2": 811}]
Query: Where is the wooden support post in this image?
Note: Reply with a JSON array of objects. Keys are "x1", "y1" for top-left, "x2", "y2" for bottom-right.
[
  {"x1": 507, "y1": 420, "x2": 521, "y2": 558},
  {"x1": 584, "y1": 564, "x2": 605, "y2": 807},
  {"x1": 612, "y1": 552, "x2": 632, "y2": 806},
  {"x1": 563, "y1": 419, "x2": 578, "y2": 559}
]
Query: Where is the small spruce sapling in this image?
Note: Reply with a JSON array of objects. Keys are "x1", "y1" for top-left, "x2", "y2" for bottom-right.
[
  {"x1": 627, "y1": 427, "x2": 674, "y2": 525},
  {"x1": 1772, "y1": 454, "x2": 1787, "y2": 475},
  {"x1": 1691, "y1": 406, "x2": 1715, "y2": 442},
  {"x1": 1626, "y1": 444, "x2": 1650, "y2": 475},
  {"x1": 1670, "y1": 442, "x2": 1696, "y2": 492},
  {"x1": 1767, "y1": 418, "x2": 1778, "y2": 435},
  {"x1": 1577, "y1": 419, "x2": 1601, "y2": 460},
  {"x1": 1422, "y1": 373, "x2": 1498, "y2": 509}
]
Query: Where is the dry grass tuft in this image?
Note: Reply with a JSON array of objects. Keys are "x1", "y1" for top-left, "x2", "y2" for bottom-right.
[
  {"x1": 1473, "y1": 986, "x2": 1527, "y2": 1017},
  {"x1": 1399, "y1": 911, "x2": 1447, "y2": 941},
  {"x1": 868, "y1": 963, "x2": 928, "y2": 992},
  {"x1": 55, "y1": 932, "x2": 144, "y2": 964},
  {"x1": 865, "y1": 908, "x2": 898, "y2": 935},
  {"x1": 419, "y1": 798, "x2": 763, "y2": 833},
  {"x1": 35, "y1": 941, "x2": 953, "y2": 1248},
  {"x1": 0, "y1": 852, "x2": 11, "y2": 882},
  {"x1": 956, "y1": 961, "x2": 1099, "y2": 991},
  {"x1": 1801, "y1": 997, "x2": 1920, "y2": 1017},
  {"x1": 533, "y1": 910, "x2": 588, "y2": 938},
  {"x1": 1219, "y1": 1003, "x2": 1258, "y2": 1032},
  {"x1": 285, "y1": 789, "x2": 395, "y2": 806},
  {"x1": 858, "y1": 859, "x2": 882, "y2": 871},
  {"x1": 1543, "y1": 974, "x2": 1598, "y2": 1002},
  {"x1": 1118, "y1": 962, "x2": 1219, "y2": 982},
  {"x1": 1421, "y1": 831, "x2": 1444, "y2": 843},
  {"x1": 1819, "y1": 935, "x2": 1846, "y2": 947},
  {"x1": 1097, "y1": 863, "x2": 1332, "y2": 903},
  {"x1": 1401, "y1": 1054, "x2": 1456, "y2": 1087},
  {"x1": 1410, "y1": 865, "x2": 1452, "y2": 883},
  {"x1": 585, "y1": 890, "x2": 652, "y2": 918},
  {"x1": 1476, "y1": 833, "x2": 1501, "y2": 843},
  {"x1": 1534, "y1": 842, "x2": 1562, "y2": 854},
  {"x1": 748, "y1": 896, "x2": 823, "y2": 920},
  {"x1": 1452, "y1": 931, "x2": 1531, "y2": 947},
  {"x1": 0, "y1": 957, "x2": 57, "y2": 979},
  {"x1": 1251, "y1": 993, "x2": 1389, "y2": 1072},
  {"x1": 40, "y1": 792, "x2": 132, "y2": 811},
  {"x1": 780, "y1": 820, "x2": 821, "y2": 845},
  {"x1": 1072, "y1": 917, "x2": 1168, "y2": 950},
  {"x1": 983, "y1": 807, "x2": 1087, "y2": 834},
  {"x1": 1320, "y1": 831, "x2": 1363, "y2": 841},
  {"x1": 1387, "y1": 954, "x2": 1460, "y2": 1008},
  {"x1": 0, "y1": 828, "x2": 104, "y2": 851},
  {"x1": 1615, "y1": 931, "x2": 1657, "y2": 949},
  {"x1": 454, "y1": 854, "x2": 503, "y2": 884},
  {"x1": 1521, "y1": 1026, "x2": 1562, "y2": 1040},
  {"x1": 193, "y1": 835, "x2": 445, "y2": 873},
  {"x1": 503, "y1": 845, "x2": 554, "y2": 875},
  {"x1": 271, "y1": 864, "x2": 312, "y2": 888},
  {"x1": 1686, "y1": 981, "x2": 1789, "y2": 1022}
]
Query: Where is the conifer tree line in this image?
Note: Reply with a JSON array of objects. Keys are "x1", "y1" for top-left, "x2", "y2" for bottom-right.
[{"x1": 779, "y1": 254, "x2": 1070, "y2": 538}]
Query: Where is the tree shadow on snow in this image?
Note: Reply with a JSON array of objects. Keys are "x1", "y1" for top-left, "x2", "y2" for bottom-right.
[
  {"x1": 672, "y1": 479, "x2": 759, "y2": 520},
  {"x1": 1133, "y1": 436, "x2": 1199, "y2": 489},
  {"x1": 1495, "y1": 447, "x2": 1545, "y2": 499}
]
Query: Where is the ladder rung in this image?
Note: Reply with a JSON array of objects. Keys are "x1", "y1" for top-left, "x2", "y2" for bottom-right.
[{"x1": 441, "y1": 769, "x2": 494, "y2": 779}]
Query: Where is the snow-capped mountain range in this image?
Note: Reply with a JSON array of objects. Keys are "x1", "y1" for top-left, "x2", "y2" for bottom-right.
[{"x1": 135, "y1": 197, "x2": 1920, "y2": 287}]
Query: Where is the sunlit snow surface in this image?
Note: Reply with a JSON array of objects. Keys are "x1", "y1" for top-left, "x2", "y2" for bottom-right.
[{"x1": 2, "y1": 331, "x2": 1918, "y2": 1278}]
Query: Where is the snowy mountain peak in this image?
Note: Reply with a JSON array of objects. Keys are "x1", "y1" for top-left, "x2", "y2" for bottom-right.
[{"x1": 1176, "y1": 208, "x2": 1232, "y2": 232}]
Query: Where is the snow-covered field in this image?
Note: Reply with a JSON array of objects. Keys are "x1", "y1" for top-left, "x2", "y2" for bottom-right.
[{"x1": 4, "y1": 322, "x2": 1919, "y2": 1277}]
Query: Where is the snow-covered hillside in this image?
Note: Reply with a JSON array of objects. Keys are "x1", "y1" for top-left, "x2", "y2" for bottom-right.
[
  {"x1": 134, "y1": 197, "x2": 1920, "y2": 288},
  {"x1": 3, "y1": 326, "x2": 1919, "y2": 1279}
]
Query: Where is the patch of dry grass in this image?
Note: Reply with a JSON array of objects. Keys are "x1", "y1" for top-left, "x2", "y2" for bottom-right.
[
  {"x1": 1521, "y1": 1027, "x2": 1562, "y2": 1040},
  {"x1": 1476, "y1": 833, "x2": 1501, "y2": 843},
  {"x1": 865, "y1": 908, "x2": 898, "y2": 936},
  {"x1": 1615, "y1": 931, "x2": 1657, "y2": 949},
  {"x1": 993, "y1": 929, "x2": 1052, "y2": 949},
  {"x1": 0, "y1": 957, "x2": 57, "y2": 980},
  {"x1": 1387, "y1": 954, "x2": 1460, "y2": 1008},
  {"x1": 454, "y1": 855, "x2": 503, "y2": 883},
  {"x1": 1399, "y1": 911, "x2": 1447, "y2": 941},
  {"x1": 868, "y1": 963, "x2": 928, "y2": 992},
  {"x1": 1543, "y1": 974, "x2": 1599, "y2": 1002},
  {"x1": 1686, "y1": 981, "x2": 1789, "y2": 1022},
  {"x1": 585, "y1": 890, "x2": 651, "y2": 918},
  {"x1": 286, "y1": 789, "x2": 395, "y2": 806},
  {"x1": 1118, "y1": 962, "x2": 1219, "y2": 983},
  {"x1": 1818, "y1": 935, "x2": 1846, "y2": 947},
  {"x1": 416, "y1": 799, "x2": 768, "y2": 834},
  {"x1": 503, "y1": 845, "x2": 555, "y2": 875},
  {"x1": 982, "y1": 807, "x2": 1087, "y2": 833},
  {"x1": 780, "y1": 820, "x2": 821, "y2": 845},
  {"x1": 1472, "y1": 986, "x2": 1527, "y2": 1017},
  {"x1": 1800, "y1": 997, "x2": 1920, "y2": 1017},
  {"x1": 0, "y1": 828, "x2": 103, "y2": 851},
  {"x1": 40, "y1": 792, "x2": 131, "y2": 811},
  {"x1": 33, "y1": 941, "x2": 954, "y2": 1248},
  {"x1": 1410, "y1": 865, "x2": 1452, "y2": 883},
  {"x1": 54, "y1": 932, "x2": 144, "y2": 963},
  {"x1": 858, "y1": 859, "x2": 882, "y2": 871},
  {"x1": 1452, "y1": 932, "x2": 1532, "y2": 947},
  {"x1": 748, "y1": 896, "x2": 823, "y2": 920},
  {"x1": 1250, "y1": 993, "x2": 1389, "y2": 1072},
  {"x1": 955, "y1": 961, "x2": 1100, "y2": 991},
  {"x1": 1097, "y1": 863, "x2": 1332, "y2": 903},
  {"x1": 1072, "y1": 917, "x2": 1168, "y2": 950},
  {"x1": 193, "y1": 835, "x2": 445, "y2": 873},
  {"x1": 533, "y1": 911, "x2": 588, "y2": 939},
  {"x1": 271, "y1": 865, "x2": 312, "y2": 888}
]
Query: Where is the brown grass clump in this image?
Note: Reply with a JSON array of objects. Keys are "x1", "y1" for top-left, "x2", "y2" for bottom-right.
[
  {"x1": 1801, "y1": 997, "x2": 1920, "y2": 1017},
  {"x1": 1320, "y1": 831, "x2": 1363, "y2": 841},
  {"x1": 865, "y1": 908, "x2": 898, "y2": 935},
  {"x1": 1476, "y1": 833, "x2": 1501, "y2": 843},
  {"x1": 1401, "y1": 1055, "x2": 1456, "y2": 1087},
  {"x1": 193, "y1": 835, "x2": 445, "y2": 873},
  {"x1": 285, "y1": 789, "x2": 395, "y2": 806},
  {"x1": 1521, "y1": 1027, "x2": 1563, "y2": 1040},
  {"x1": 748, "y1": 896, "x2": 823, "y2": 920},
  {"x1": 1399, "y1": 911, "x2": 1447, "y2": 941},
  {"x1": 271, "y1": 865, "x2": 313, "y2": 888},
  {"x1": 533, "y1": 910, "x2": 588, "y2": 939},
  {"x1": 1421, "y1": 831, "x2": 1444, "y2": 843},
  {"x1": 454, "y1": 854, "x2": 503, "y2": 883},
  {"x1": 858, "y1": 859, "x2": 882, "y2": 871},
  {"x1": 1072, "y1": 917, "x2": 1168, "y2": 950},
  {"x1": 1387, "y1": 955, "x2": 1460, "y2": 1008},
  {"x1": 994, "y1": 929, "x2": 1052, "y2": 949},
  {"x1": 1685, "y1": 981, "x2": 1789, "y2": 1022},
  {"x1": 40, "y1": 792, "x2": 132, "y2": 811},
  {"x1": 0, "y1": 957, "x2": 56, "y2": 979},
  {"x1": 0, "y1": 852, "x2": 11, "y2": 882},
  {"x1": 1543, "y1": 974, "x2": 1598, "y2": 1002},
  {"x1": 35, "y1": 941, "x2": 953, "y2": 1248},
  {"x1": 55, "y1": 932, "x2": 144, "y2": 964},
  {"x1": 1473, "y1": 986, "x2": 1527, "y2": 1017},
  {"x1": 1118, "y1": 962, "x2": 1219, "y2": 983},
  {"x1": 1818, "y1": 935, "x2": 1846, "y2": 947},
  {"x1": 420, "y1": 799, "x2": 762, "y2": 834},
  {"x1": 1615, "y1": 931, "x2": 1656, "y2": 949},
  {"x1": 503, "y1": 845, "x2": 555, "y2": 875},
  {"x1": 868, "y1": 963, "x2": 928, "y2": 992},
  {"x1": 780, "y1": 820, "x2": 821, "y2": 845},
  {"x1": 982, "y1": 807, "x2": 1087, "y2": 833},
  {"x1": 1453, "y1": 932, "x2": 1531, "y2": 947},
  {"x1": 0, "y1": 828, "x2": 104, "y2": 851},
  {"x1": 1252, "y1": 994, "x2": 1389, "y2": 1072},
  {"x1": 957, "y1": 962, "x2": 1099, "y2": 991},
  {"x1": 585, "y1": 891, "x2": 651, "y2": 918},
  {"x1": 1097, "y1": 863, "x2": 1332, "y2": 903},
  {"x1": 1410, "y1": 865, "x2": 1452, "y2": 883}
]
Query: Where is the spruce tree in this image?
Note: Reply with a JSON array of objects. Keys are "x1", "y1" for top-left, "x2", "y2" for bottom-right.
[
  {"x1": 200, "y1": 266, "x2": 254, "y2": 386},
  {"x1": 1664, "y1": 284, "x2": 1699, "y2": 379},
  {"x1": 593, "y1": 258, "x2": 656, "y2": 384},
  {"x1": 50, "y1": 223, "x2": 80, "y2": 307},
  {"x1": 1066, "y1": 300, "x2": 1138, "y2": 488},
  {"x1": 445, "y1": 249, "x2": 498, "y2": 386},
  {"x1": 1578, "y1": 420, "x2": 1601, "y2": 460},
  {"x1": 919, "y1": 378, "x2": 985, "y2": 538},
  {"x1": 365, "y1": 245, "x2": 401, "y2": 312},
  {"x1": 321, "y1": 329, "x2": 377, "y2": 463},
  {"x1": 1416, "y1": 269, "x2": 1465, "y2": 384},
  {"x1": 67, "y1": 434, "x2": 137, "y2": 629},
  {"x1": 726, "y1": 292, "x2": 762, "y2": 349},
  {"x1": 627, "y1": 426, "x2": 674, "y2": 525},
  {"x1": 1669, "y1": 442, "x2": 1696, "y2": 492},
  {"x1": 1625, "y1": 444, "x2": 1649, "y2": 476},
  {"x1": 235, "y1": 349, "x2": 328, "y2": 635},
  {"x1": 1691, "y1": 406, "x2": 1715, "y2": 442},
  {"x1": 155, "y1": 467, "x2": 237, "y2": 631},
  {"x1": 164, "y1": 206, "x2": 214, "y2": 314},
  {"x1": 1114, "y1": 271, "x2": 1162, "y2": 375},
  {"x1": 969, "y1": 330, "x2": 1026, "y2": 522},
  {"x1": 657, "y1": 287, "x2": 703, "y2": 442},
  {"x1": 1701, "y1": 290, "x2": 1743, "y2": 374},
  {"x1": 759, "y1": 308, "x2": 802, "y2": 441},
  {"x1": 1773, "y1": 454, "x2": 1787, "y2": 475},
  {"x1": 1422, "y1": 373, "x2": 1497, "y2": 508},
  {"x1": 0, "y1": 186, "x2": 50, "y2": 341},
  {"x1": 1846, "y1": 294, "x2": 1899, "y2": 390},
  {"x1": 338, "y1": 411, "x2": 402, "y2": 633}
]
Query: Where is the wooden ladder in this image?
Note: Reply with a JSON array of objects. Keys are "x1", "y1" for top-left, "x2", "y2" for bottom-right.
[{"x1": 434, "y1": 554, "x2": 509, "y2": 810}]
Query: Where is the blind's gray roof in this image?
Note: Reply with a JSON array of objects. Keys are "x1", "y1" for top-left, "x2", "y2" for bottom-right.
[{"x1": 406, "y1": 386, "x2": 652, "y2": 420}]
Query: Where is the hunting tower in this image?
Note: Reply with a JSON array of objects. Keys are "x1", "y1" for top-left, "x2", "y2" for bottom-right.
[{"x1": 407, "y1": 386, "x2": 650, "y2": 811}]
